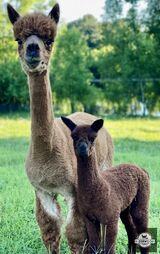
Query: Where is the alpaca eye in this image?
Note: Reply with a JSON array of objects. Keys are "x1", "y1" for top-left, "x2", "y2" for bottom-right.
[
  {"x1": 89, "y1": 137, "x2": 95, "y2": 143},
  {"x1": 46, "y1": 39, "x2": 54, "y2": 46},
  {"x1": 16, "y1": 39, "x2": 23, "y2": 46},
  {"x1": 72, "y1": 136, "x2": 78, "y2": 142}
]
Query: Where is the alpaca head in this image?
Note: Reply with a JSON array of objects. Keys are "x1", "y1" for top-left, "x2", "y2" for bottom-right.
[
  {"x1": 61, "y1": 117, "x2": 104, "y2": 158},
  {"x1": 7, "y1": 3, "x2": 60, "y2": 74}
]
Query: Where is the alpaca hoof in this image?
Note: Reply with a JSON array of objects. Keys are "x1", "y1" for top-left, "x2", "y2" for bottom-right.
[
  {"x1": 69, "y1": 243, "x2": 88, "y2": 254},
  {"x1": 89, "y1": 245, "x2": 98, "y2": 254},
  {"x1": 51, "y1": 251, "x2": 59, "y2": 254},
  {"x1": 48, "y1": 245, "x2": 59, "y2": 254}
]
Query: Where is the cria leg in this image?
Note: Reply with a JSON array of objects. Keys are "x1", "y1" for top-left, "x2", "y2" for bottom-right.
[
  {"x1": 104, "y1": 221, "x2": 118, "y2": 254},
  {"x1": 131, "y1": 207, "x2": 149, "y2": 254},
  {"x1": 120, "y1": 207, "x2": 137, "y2": 254},
  {"x1": 131, "y1": 187, "x2": 150, "y2": 254},
  {"x1": 65, "y1": 199, "x2": 88, "y2": 254},
  {"x1": 35, "y1": 191, "x2": 62, "y2": 254},
  {"x1": 84, "y1": 217, "x2": 100, "y2": 254}
]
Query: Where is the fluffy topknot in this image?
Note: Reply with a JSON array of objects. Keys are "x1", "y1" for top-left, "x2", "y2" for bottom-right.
[{"x1": 13, "y1": 13, "x2": 57, "y2": 40}]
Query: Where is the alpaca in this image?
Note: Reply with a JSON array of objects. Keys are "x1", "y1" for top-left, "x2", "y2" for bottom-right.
[
  {"x1": 7, "y1": 3, "x2": 114, "y2": 253},
  {"x1": 61, "y1": 116, "x2": 150, "y2": 254}
]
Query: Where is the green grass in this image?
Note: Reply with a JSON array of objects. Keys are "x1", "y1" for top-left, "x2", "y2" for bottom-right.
[{"x1": 0, "y1": 115, "x2": 160, "y2": 253}]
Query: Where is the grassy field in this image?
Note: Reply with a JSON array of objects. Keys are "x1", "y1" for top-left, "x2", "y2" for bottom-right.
[{"x1": 0, "y1": 114, "x2": 160, "y2": 253}]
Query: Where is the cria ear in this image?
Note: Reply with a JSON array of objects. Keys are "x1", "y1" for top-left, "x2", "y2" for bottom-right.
[
  {"x1": 7, "y1": 4, "x2": 20, "y2": 25},
  {"x1": 90, "y1": 119, "x2": 104, "y2": 133},
  {"x1": 61, "y1": 117, "x2": 77, "y2": 131},
  {"x1": 48, "y1": 3, "x2": 60, "y2": 24}
]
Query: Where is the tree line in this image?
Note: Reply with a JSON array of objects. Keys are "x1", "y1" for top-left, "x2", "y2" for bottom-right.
[{"x1": 0, "y1": 0, "x2": 160, "y2": 115}]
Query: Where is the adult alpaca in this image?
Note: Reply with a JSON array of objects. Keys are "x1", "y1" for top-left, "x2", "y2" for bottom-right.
[{"x1": 7, "y1": 3, "x2": 113, "y2": 253}]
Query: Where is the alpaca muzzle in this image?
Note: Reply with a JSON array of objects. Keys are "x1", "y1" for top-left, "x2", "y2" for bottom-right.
[
  {"x1": 24, "y1": 35, "x2": 43, "y2": 69},
  {"x1": 25, "y1": 43, "x2": 40, "y2": 68},
  {"x1": 77, "y1": 142, "x2": 89, "y2": 157}
]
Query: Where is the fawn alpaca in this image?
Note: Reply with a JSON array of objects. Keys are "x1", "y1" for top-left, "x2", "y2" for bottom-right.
[
  {"x1": 61, "y1": 117, "x2": 150, "y2": 254},
  {"x1": 7, "y1": 4, "x2": 114, "y2": 253}
]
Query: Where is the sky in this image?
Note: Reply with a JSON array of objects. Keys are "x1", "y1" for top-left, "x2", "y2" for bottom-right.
[
  {"x1": 58, "y1": 0, "x2": 105, "y2": 22},
  {"x1": 57, "y1": 0, "x2": 147, "y2": 23}
]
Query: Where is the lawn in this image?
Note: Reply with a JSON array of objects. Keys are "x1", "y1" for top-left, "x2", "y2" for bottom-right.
[{"x1": 0, "y1": 114, "x2": 160, "y2": 253}]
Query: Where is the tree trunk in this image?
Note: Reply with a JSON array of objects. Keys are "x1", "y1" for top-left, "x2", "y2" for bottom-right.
[{"x1": 140, "y1": 81, "x2": 146, "y2": 117}]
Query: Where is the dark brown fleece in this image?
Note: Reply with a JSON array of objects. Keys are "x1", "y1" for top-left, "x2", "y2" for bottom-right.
[{"x1": 64, "y1": 122, "x2": 150, "y2": 254}]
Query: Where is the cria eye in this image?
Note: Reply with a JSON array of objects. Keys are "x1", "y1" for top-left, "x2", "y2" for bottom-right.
[
  {"x1": 46, "y1": 39, "x2": 54, "y2": 46},
  {"x1": 89, "y1": 137, "x2": 95, "y2": 143},
  {"x1": 16, "y1": 39, "x2": 23, "y2": 45},
  {"x1": 72, "y1": 136, "x2": 78, "y2": 142}
]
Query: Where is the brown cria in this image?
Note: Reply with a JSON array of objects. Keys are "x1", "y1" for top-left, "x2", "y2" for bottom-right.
[
  {"x1": 61, "y1": 117, "x2": 150, "y2": 254},
  {"x1": 7, "y1": 3, "x2": 114, "y2": 254}
]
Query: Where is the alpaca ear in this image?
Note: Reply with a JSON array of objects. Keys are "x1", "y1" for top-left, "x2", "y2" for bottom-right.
[
  {"x1": 90, "y1": 119, "x2": 104, "y2": 133},
  {"x1": 7, "y1": 4, "x2": 20, "y2": 25},
  {"x1": 48, "y1": 3, "x2": 60, "y2": 23},
  {"x1": 61, "y1": 117, "x2": 77, "y2": 131}
]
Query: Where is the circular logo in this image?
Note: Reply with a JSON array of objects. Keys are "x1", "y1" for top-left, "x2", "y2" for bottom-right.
[{"x1": 135, "y1": 232, "x2": 155, "y2": 248}]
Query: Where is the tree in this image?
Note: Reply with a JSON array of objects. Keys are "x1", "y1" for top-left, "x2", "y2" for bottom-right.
[
  {"x1": 99, "y1": 0, "x2": 160, "y2": 114},
  {"x1": 97, "y1": 14, "x2": 158, "y2": 114},
  {"x1": 104, "y1": 0, "x2": 123, "y2": 22},
  {"x1": 68, "y1": 15, "x2": 102, "y2": 49},
  {"x1": 0, "y1": 60, "x2": 29, "y2": 106},
  {"x1": 146, "y1": 0, "x2": 160, "y2": 42},
  {"x1": 51, "y1": 26, "x2": 98, "y2": 113}
]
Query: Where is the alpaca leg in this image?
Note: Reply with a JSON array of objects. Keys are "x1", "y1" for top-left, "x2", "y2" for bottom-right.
[
  {"x1": 120, "y1": 208, "x2": 137, "y2": 254},
  {"x1": 104, "y1": 221, "x2": 118, "y2": 254},
  {"x1": 65, "y1": 199, "x2": 88, "y2": 254},
  {"x1": 84, "y1": 217, "x2": 100, "y2": 254},
  {"x1": 131, "y1": 206, "x2": 148, "y2": 234},
  {"x1": 131, "y1": 190, "x2": 149, "y2": 254},
  {"x1": 131, "y1": 208, "x2": 149, "y2": 254},
  {"x1": 35, "y1": 191, "x2": 62, "y2": 254}
]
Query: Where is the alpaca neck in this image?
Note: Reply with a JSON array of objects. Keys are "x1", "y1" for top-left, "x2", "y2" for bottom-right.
[
  {"x1": 28, "y1": 71, "x2": 54, "y2": 151},
  {"x1": 77, "y1": 149, "x2": 102, "y2": 191}
]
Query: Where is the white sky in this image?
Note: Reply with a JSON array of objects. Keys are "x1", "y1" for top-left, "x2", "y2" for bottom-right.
[
  {"x1": 58, "y1": 0, "x2": 105, "y2": 22},
  {"x1": 57, "y1": 0, "x2": 147, "y2": 23}
]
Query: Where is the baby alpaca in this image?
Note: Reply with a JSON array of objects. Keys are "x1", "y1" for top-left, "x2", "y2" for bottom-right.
[{"x1": 61, "y1": 117, "x2": 150, "y2": 254}]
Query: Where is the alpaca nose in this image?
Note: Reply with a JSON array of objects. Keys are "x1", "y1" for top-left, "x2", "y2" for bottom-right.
[
  {"x1": 27, "y1": 43, "x2": 40, "y2": 58},
  {"x1": 78, "y1": 142, "x2": 88, "y2": 157},
  {"x1": 25, "y1": 43, "x2": 40, "y2": 68}
]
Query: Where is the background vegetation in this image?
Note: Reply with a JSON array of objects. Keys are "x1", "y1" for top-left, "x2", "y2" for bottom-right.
[{"x1": 0, "y1": 0, "x2": 160, "y2": 115}]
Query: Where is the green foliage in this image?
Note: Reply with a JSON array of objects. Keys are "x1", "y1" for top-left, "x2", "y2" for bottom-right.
[
  {"x1": 68, "y1": 15, "x2": 102, "y2": 48},
  {"x1": 51, "y1": 26, "x2": 97, "y2": 112},
  {"x1": 146, "y1": 0, "x2": 160, "y2": 42},
  {"x1": 104, "y1": 0, "x2": 123, "y2": 21},
  {"x1": 99, "y1": 19, "x2": 158, "y2": 112},
  {"x1": 0, "y1": 60, "x2": 29, "y2": 105},
  {"x1": 0, "y1": 116, "x2": 160, "y2": 253},
  {"x1": 89, "y1": 0, "x2": 160, "y2": 114}
]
